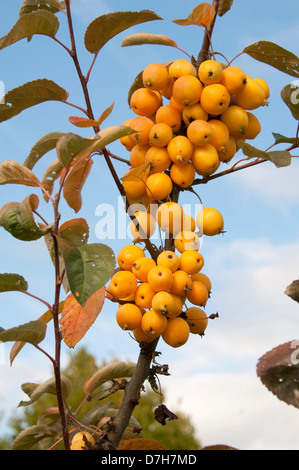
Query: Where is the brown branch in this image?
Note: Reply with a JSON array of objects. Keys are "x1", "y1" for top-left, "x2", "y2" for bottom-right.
[
  {"x1": 197, "y1": 0, "x2": 221, "y2": 66},
  {"x1": 102, "y1": 338, "x2": 160, "y2": 450}
]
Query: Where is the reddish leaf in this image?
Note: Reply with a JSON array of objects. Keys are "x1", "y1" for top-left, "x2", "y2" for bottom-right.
[
  {"x1": 257, "y1": 341, "x2": 299, "y2": 408},
  {"x1": 68, "y1": 116, "x2": 100, "y2": 128},
  {"x1": 60, "y1": 287, "x2": 105, "y2": 348},
  {"x1": 173, "y1": 3, "x2": 216, "y2": 28}
]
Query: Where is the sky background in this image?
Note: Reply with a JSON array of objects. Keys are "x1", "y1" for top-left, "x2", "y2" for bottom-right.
[{"x1": 0, "y1": 0, "x2": 299, "y2": 451}]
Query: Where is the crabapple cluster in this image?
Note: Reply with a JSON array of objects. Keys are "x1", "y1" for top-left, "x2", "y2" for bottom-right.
[
  {"x1": 121, "y1": 58, "x2": 269, "y2": 195},
  {"x1": 107, "y1": 234, "x2": 212, "y2": 349},
  {"x1": 107, "y1": 58, "x2": 269, "y2": 349}
]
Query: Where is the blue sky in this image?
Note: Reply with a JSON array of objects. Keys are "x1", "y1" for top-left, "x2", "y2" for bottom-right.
[{"x1": 0, "y1": 0, "x2": 299, "y2": 450}]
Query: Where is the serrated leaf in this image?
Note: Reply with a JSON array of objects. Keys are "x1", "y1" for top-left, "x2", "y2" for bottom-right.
[
  {"x1": 121, "y1": 33, "x2": 177, "y2": 48},
  {"x1": 257, "y1": 341, "x2": 299, "y2": 408},
  {"x1": 19, "y1": 0, "x2": 66, "y2": 16},
  {"x1": 217, "y1": 0, "x2": 234, "y2": 16},
  {"x1": 60, "y1": 288, "x2": 105, "y2": 348},
  {"x1": 58, "y1": 240, "x2": 116, "y2": 307},
  {"x1": 84, "y1": 10, "x2": 162, "y2": 54},
  {"x1": 0, "y1": 10, "x2": 60, "y2": 50},
  {"x1": 0, "y1": 273, "x2": 28, "y2": 293},
  {"x1": 24, "y1": 132, "x2": 65, "y2": 170},
  {"x1": 285, "y1": 280, "x2": 299, "y2": 303},
  {"x1": 84, "y1": 360, "x2": 136, "y2": 395},
  {"x1": 18, "y1": 375, "x2": 72, "y2": 407},
  {"x1": 63, "y1": 158, "x2": 93, "y2": 213},
  {"x1": 0, "y1": 194, "x2": 53, "y2": 241},
  {"x1": 5, "y1": 79, "x2": 68, "y2": 109},
  {"x1": 0, "y1": 320, "x2": 47, "y2": 345},
  {"x1": 0, "y1": 160, "x2": 40, "y2": 187},
  {"x1": 173, "y1": 3, "x2": 216, "y2": 27},
  {"x1": 281, "y1": 83, "x2": 299, "y2": 120},
  {"x1": 244, "y1": 41, "x2": 299, "y2": 78},
  {"x1": 0, "y1": 80, "x2": 68, "y2": 123},
  {"x1": 11, "y1": 425, "x2": 57, "y2": 450}
]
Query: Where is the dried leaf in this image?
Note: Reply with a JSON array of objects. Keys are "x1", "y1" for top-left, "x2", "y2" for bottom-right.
[
  {"x1": 257, "y1": 341, "x2": 299, "y2": 408},
  {"x1": 285, "y1": 280, "x2": 299, "y2": 303},
  {"x1": 154, "y1": 404, "x2": 178, "y2": 425},
  {"x1": 173, "y1": 3, "x2": 216, "y2": 27},
  {"x1": 238, "y1": 141, "x2": 291, "y2": 168},
  {"x1": 60, "y1": 288, "x2": 105, "y2": 348}
]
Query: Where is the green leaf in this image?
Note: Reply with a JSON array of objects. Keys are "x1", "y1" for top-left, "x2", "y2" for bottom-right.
[
  {"x1": 0, "y1": 320, "x2": 47, "y2": 345},
  {"x1": 267, "y1": 150, "x2": 292, "y2": 168},
  {"x1": 237, "y1": 141, "x2": 291, "y2": 168},
  {"x1": 19, "y1": 0, "x2": 66, "y2": 16},
  {"x1": 237, "y1": 141, "x2": 269, "y2": 159},
  {"x1": 0, "y1": 194, "x2": 53, "y2": 241},
  {"x1": 44, "y1": 219, "x2": 89, "y2": 294},
  {"x1": 281, "y1": 83, "x2": 299, "y2": 120},
  {"x1": 56, "y1": 133, "x2": 93, "y2": 167},
  {"x1": 24, "y1": 132, "x2": 65, "y2": 170},
  {"x1": 74, "y1": 125, "x2": 136, "y2": 163},
  {"x1": 84, "y1": 10, "x2": 163, "y2": 54},
  {"x1": 272, "y1": 132, "x2": 297, "y2": 146},
  {"x1": 11, "y1": 425, "x2": 57, "y2": 450},
  {"x1": 84, "y1": 360, "x2": 136, "y2": 395},
  {"x1": 0, "y1": 10, "x2": 60, "y2": 50},
  {"x1": 0, "y1": 79, "x2": 68, "y2": 123},
  {"x1": 58, "y1": 239, "x2": 116, "y2": 307},
  {"x1": 257, "y1": 341, "x2": 299, "y2": 409},
  {"x1": 243, "y1": 41, "x2": 299, "y2": 78},
  {"x1": 121, "y1": 32, "x2": 177, "y2": 48},
  {"x1": 0, "y1": 160, "x2": 40, "y2": 187},
  {"x1": 0, "y1": 273, "x2": 28, "y2": 293},
  {"x1": 217, "y1": 0, "x2": 234, "y2": 16},
  {"x1": 18, "y1": 375, "x2": 72, "y2": 407}
]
